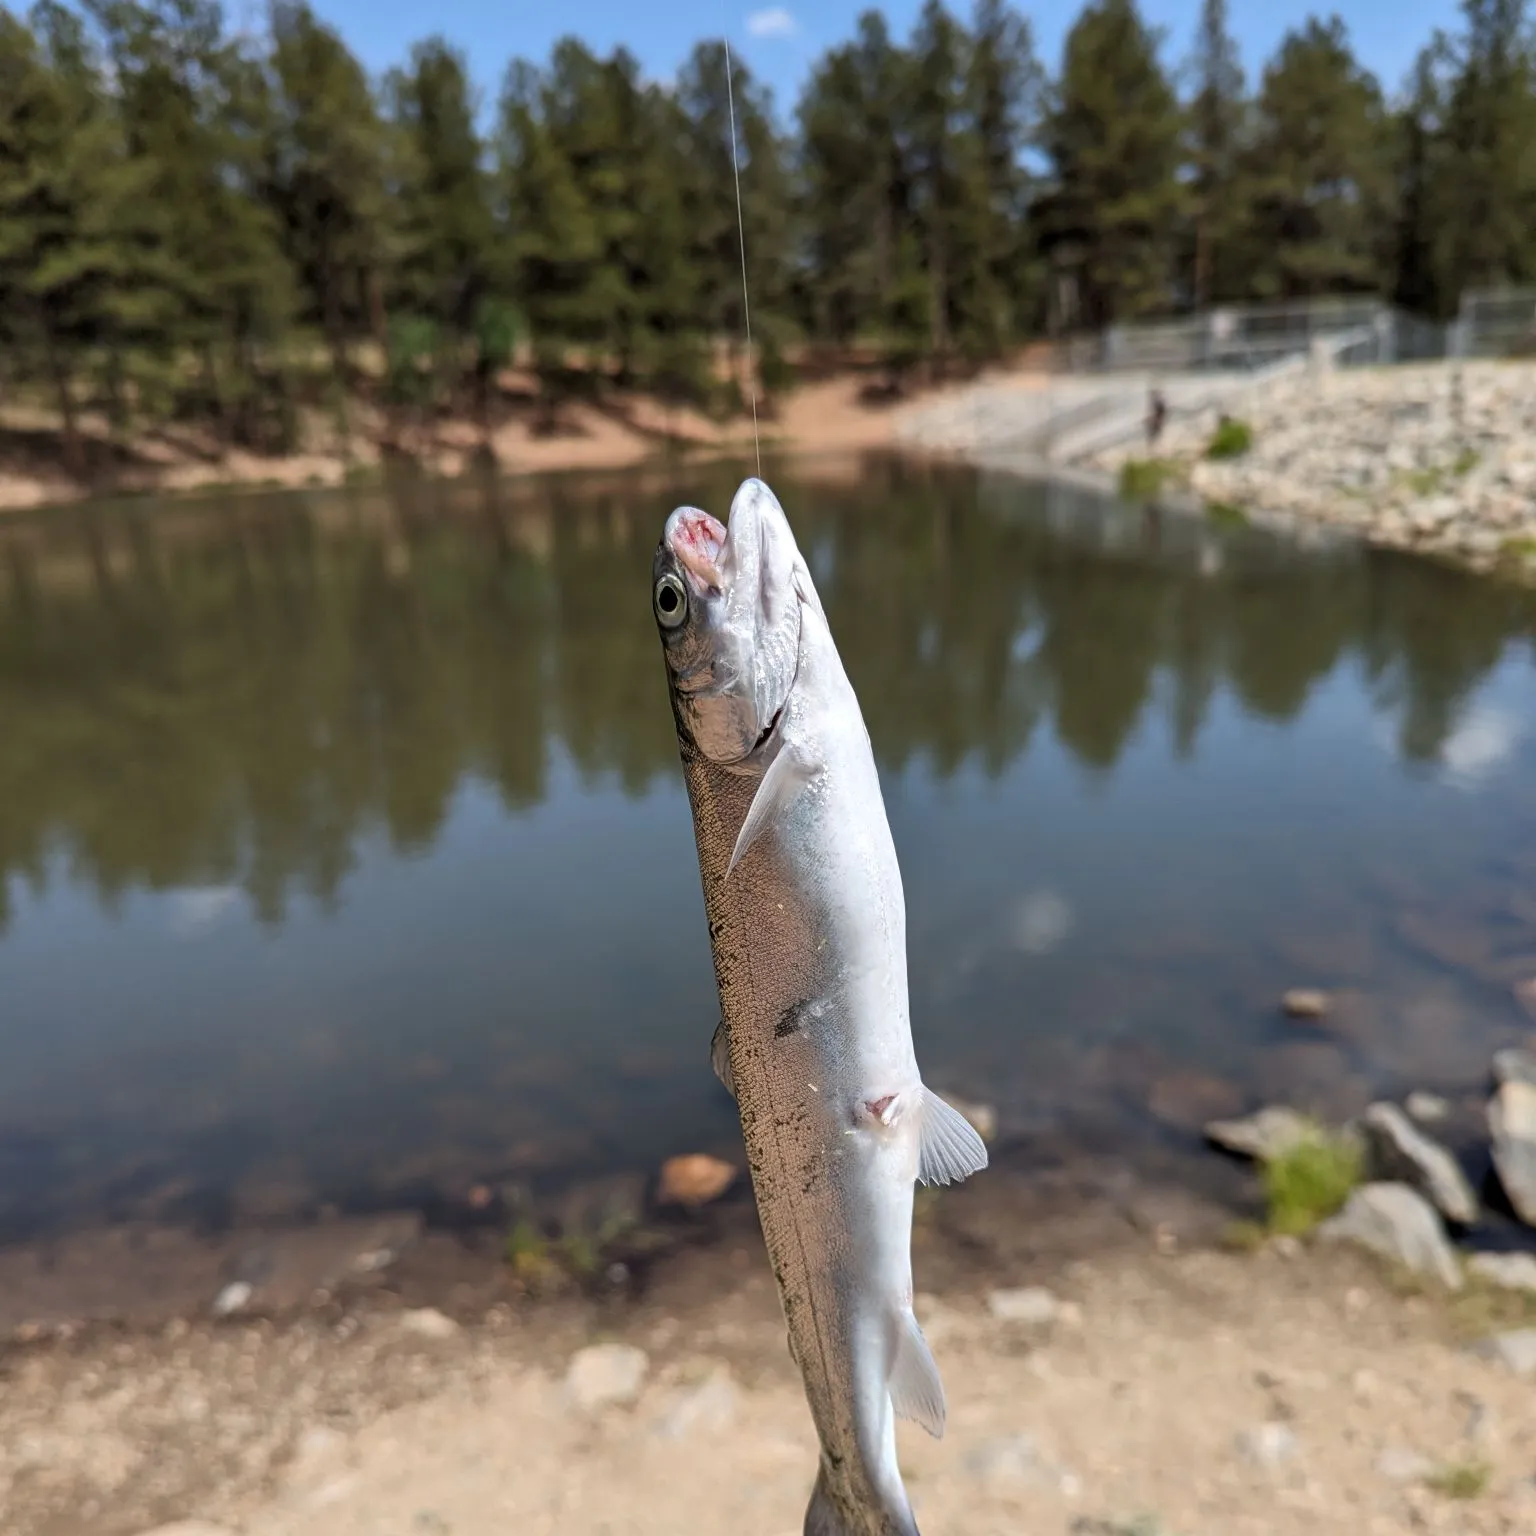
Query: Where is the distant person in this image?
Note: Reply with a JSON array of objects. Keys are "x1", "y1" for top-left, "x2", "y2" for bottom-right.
[{"x1": 1146, "y1": 386, "x2": 1167, "y2": 447}]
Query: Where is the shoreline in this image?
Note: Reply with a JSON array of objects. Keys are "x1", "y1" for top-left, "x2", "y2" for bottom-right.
[{"x1": 0, "y1": 369, "x2": 1032, "y2": 515}]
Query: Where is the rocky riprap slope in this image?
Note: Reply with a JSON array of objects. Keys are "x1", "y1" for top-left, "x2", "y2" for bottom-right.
[{"x1": 1089, "y1": 361, "x2": 1536, "y2": 575}]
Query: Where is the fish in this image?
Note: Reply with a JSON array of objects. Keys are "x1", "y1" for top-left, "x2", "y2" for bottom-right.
[{"x1": 651, "y1": 477, "x2": 988, "y2": 1536}]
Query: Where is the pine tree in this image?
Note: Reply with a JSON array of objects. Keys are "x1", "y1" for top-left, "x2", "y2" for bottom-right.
[
  {"x1": 797, "y1": 11, "x2": 921, "y2": 354},
  {"x1": 964, "y1": 0, "x2": 1043, "y2": 350},
  {"x1": 1038, "y1": 0, "x2": 1185, "y2": 329},
  {"x1": 266, "y1": 2, "x2": 390, "y2": 385},
  {"x1": 1236, "y1": 17, "x2": 1394, "y2": 300},
  {"x1": 1437, "y1": 0, "x2": 1536, "y2": 298},
  {"x1": 1393, "y1": 39, "x2": 1454, "y2": 316},
  {"x1": 1186, "y1": 0, "x2": 1245, "y2": 305},
  {"x1": 675, "y1": 40, "x2": 791, "y2": 396},
  {"x1": 384, "y1": 38, "x2": 495, "y2": 339}
]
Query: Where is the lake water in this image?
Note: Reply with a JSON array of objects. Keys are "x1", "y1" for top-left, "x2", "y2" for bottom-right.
[{"x1": 4, "y1": 453, "x2": 1536, "y2": 1248}]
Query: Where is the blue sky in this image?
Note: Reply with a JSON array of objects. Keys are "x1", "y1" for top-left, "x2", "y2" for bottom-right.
[{"x1": 296, "y1": 0, "x2": 1463, "y2": 118}]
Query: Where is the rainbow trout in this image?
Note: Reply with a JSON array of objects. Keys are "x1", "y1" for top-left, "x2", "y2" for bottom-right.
[{"x1": 651, "y1": 478, "x2": 988, "y2": 1536}]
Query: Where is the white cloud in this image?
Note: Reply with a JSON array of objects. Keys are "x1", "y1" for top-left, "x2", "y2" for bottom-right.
[
  {"x1": 1440, "y1": 704, "x2": 1521, "y2": 789},
  {"x1": 746, "y1": 7, "x2": 798, "y2": 39},
  {"x1": 1008, "y1": 890, "x2": 1074, "y2": 956},
  {"x1": 168, "y1": 885, "x2": 243, "y2": 938}
]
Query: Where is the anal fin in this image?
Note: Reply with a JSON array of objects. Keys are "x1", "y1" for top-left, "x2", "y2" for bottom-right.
[
  {"x1": 710, "y1": 1019, "x2": 735, "y2": 1099},
  {"x1": 890, "y1": 1307, "x2": 945, "y2": 1438},
  {"x1": 727, "y1": 740, "x2": 820, "y2": 876},
  {"x1": 916, "y1": 1087, "x2": 989, "y2": 1187}
]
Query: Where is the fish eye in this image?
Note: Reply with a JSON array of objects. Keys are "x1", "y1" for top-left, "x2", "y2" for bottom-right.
[{"x1": 654, "y1": 572, "x2": 688, "y2": 629}]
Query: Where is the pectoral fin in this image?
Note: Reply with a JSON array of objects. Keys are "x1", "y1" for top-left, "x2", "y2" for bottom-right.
[
  {"x1": 916, "y1": 1087, "x2": 990, "y2": 1187},
  {"x1": 727, "y1": 741, "x2": 820, "y2": 876},
  {"x1": 710, "y1": 1019, "x2": 735, "y2": 1099},
  {"x1": 890, "y1": 1307, "x2": 945, "y2": 1438}
]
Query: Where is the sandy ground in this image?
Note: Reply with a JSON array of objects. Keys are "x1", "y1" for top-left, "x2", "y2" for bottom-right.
[{"x1": 7, "y1": 1236, "x2": 1536, "y2": 1536}]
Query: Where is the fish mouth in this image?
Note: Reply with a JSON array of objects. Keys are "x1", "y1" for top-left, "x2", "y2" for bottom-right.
[{"x1": 664, "y1": 507, "x2": 727, "y2": 591}]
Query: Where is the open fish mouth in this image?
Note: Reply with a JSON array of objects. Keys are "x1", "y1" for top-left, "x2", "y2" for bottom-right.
[{"x1": 666, "y1": 507, "x2": 727, "y2": 591}]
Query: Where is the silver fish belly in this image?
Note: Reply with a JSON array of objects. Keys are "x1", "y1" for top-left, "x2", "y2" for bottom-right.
[{"x1": 653, "y1": 479, "x2": 987, "y2": 1536}]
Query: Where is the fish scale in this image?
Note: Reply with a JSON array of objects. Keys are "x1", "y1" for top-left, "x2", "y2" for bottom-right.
[{"x1": 652, "y1": 478, "x2": 988, "y2": 1536}]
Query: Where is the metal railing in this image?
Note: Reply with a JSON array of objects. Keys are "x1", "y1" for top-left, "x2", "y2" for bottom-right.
[{"x1": 1056, "y1": 291, "x2": 1536, "y2": 376}]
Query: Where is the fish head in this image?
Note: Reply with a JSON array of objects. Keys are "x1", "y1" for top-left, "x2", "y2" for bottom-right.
[{"x1": 652, "y1": 477, "x2": 807, "y2": 763}]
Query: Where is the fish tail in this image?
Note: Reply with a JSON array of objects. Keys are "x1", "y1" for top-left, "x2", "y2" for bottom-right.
[{"x1": 803, "y1": 1462, "x2": 920, "y2": 1536}]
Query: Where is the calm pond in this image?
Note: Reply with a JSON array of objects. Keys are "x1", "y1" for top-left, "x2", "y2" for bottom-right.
[{"x1": 3, "y1": 453, "x2": 1536, "y2": 1247}]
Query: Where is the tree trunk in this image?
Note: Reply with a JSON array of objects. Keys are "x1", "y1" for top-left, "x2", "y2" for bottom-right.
[
  {"x1": 1194, "y1": 208, "x2": 1211, "y2": 309},
  {"x1": 42, "y1": 324, "x2": 83, "y2": 478}
]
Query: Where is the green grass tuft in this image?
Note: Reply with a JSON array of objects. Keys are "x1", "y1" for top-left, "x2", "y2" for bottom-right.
[
  {"x1": 1261, "y1": 1122, "x2": 1362, "y2": 1236},
  {"x1": 1425, "y1": 1459, "x2": 1492, "y2": 1500},
  {"x1": 1205, "y1": 500, "x2": 1249, "y2": 528},
  {"x1": 1118, "y1": 457, "x2": 1187, "y2": 500},
  {"x1": 1205, "y1": 417, "x2": 1253, "y2": 460}
]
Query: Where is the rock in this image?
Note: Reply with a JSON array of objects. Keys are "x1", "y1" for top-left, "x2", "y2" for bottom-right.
[
  {"x1": 1467, "y1": 1252, "x2": 1536, "y2": 1292},
  {"x1": 1316, "y1": 1183, "x2": 1463, "y2": 1289},
  {"x1": 1489, "y1": 1079, "x2": 1536, "y2": 1225},
  {"x1": 965, "y1": 1433, "x2": 1078, "y2": 1494},
  {"x1": 1282, "y1": 989, "x2": 1330, "y2": 1019},
  {"x1": 1359, "y1": 1102, "x2": 1478, "y2": 1224},
  {"x1": 652, "y1": 1366, "x2": 739, "y2": 1439},
  {"x1": 1470, "y1": 1329, "x2": 1536, "y2": 1376},
  {"x1": 1375, "y1": 1446, "x2": 1434, "y2": 1483},
  {"x1": 656, "y1": 1154, "x2": 736, "y2": 1208},
  {"x1": 1405, "y1": 1091, "x2": 1449, "y2": 1123},
  {"x1": 1236, "y1": 1421, "x2": 1299, "y2": 1469},
  {"x1": 1204, "y1": 1105, "x2": 1313, "y2": 1163},
  {"x1": 987, "y1": 1286, "x2": 1075, "y2": 1326},
  {"x1": 285, "y1": 1425, "x2": 349, "y2": 1489},
  {"x1": 566, "y1": 1342, "x2": 649, "y2": 1410},
  {"x1": 1492, "y1": 1047, "x2": 1536, "y2": 1086},
  {"x1": 129, "y1": 1527, "x2": 238, "y2": 1536},
  {"x1": 938, "y1": 1093, "x2": 998, "y2": 1142},
  {"x1": 397, "y1": 1307, "x2": 460, "y2": 1341},
  {"x1": 211, "y1": 1282, "x2": 253, "y2": 1317}
]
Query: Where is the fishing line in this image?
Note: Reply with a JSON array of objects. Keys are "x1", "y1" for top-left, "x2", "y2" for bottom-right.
[{"x1": 721, "y1": 33, "x2": 762, "y2": 478}]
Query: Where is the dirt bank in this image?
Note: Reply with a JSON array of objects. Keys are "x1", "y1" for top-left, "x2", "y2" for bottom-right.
[
  {"x1": 0, "y1": 367, "x2": 1032, "y2": 512},
  {"x1": 7, "y1": 1224, "x2": 1536, "y2": 1536}
]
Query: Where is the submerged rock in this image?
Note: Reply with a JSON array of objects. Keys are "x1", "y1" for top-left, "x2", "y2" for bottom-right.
[
  {"x1": 1488, "y1": 1079, "x2": 1536, "y2": 1225},
  {"x1": 1281, "y1": 989, "x2": 1330, "y2": 1020},
  {"x1": 1148, "y1": 1069, "x2": 1244, "y2": 1131},
  {"x1": 1204, "y1": 1105, "x2": 1312, "y2": 1163},
  {"x1": 1359, "y1": 1102, "x2": 1478, "y2": 1224},
  {"x1": 1316, "y1": 1183, "x2": 1462, "y2": 1289}
]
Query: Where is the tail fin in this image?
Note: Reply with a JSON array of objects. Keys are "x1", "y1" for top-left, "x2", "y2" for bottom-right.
[{"x1": 803, "y1": 1463, "x2": 920, "y2": 1536}]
